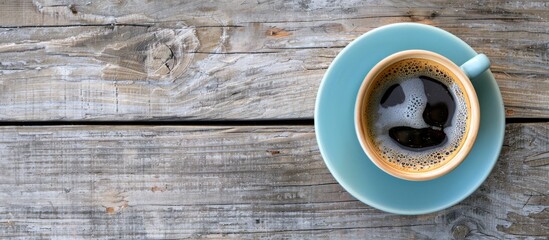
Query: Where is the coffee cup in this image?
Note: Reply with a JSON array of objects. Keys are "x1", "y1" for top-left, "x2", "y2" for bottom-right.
[{"x1": 355, "y1": 50, "x2": 490, "y2": 181}]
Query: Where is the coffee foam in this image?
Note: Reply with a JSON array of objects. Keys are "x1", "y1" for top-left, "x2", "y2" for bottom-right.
[{"x1": 364, "y1": 58, "x2": 469, "y2": 172}]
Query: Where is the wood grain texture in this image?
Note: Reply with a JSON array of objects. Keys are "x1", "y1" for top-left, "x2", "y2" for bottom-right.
[
  {"x1": 0, "y1": 0, "x2": 548, "y2": 120},
  {"x1": 0, "y1": 123, "x2": 547, "y2": 239}
]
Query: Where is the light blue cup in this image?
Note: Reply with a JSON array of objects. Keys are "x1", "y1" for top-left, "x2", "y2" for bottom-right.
[
  {"x1": 354, "y1": 49, "x2": 490, "y2": 181},
  {"x1": 460, "y1": 54, "x2": 491, "y2": 79},
  {"x1": 315, "y1": 23, "x2": 505, "y2": 214}
]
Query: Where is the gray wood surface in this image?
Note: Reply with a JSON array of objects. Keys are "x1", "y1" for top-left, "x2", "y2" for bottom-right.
[
  {"x1": 0, "y1": 0, "x2": 548, "y2": 120},
  {"x1": 1, "y1": 0, "x2": 548, "y2": 239},
  {"x1": 0, "y1": 123, "x2": 547, "y2": 239}
]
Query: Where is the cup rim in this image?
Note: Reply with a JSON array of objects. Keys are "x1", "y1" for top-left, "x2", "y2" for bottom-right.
[{"x1": 354, "y1": 50, "x2": 480, "y2": 181}]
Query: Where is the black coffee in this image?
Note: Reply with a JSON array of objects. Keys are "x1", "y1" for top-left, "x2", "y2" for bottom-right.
[
  {"x1": 382, "y1": 75, "x2": 456, "y2": 150},
  {"x1": 363, "y1": 58, "x2": 469, "y2": 172}
]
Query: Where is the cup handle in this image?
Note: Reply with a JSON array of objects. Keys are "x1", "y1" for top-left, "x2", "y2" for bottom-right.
[{"x1": 460, "y1": 54, "x2": 491, "y2": 79}]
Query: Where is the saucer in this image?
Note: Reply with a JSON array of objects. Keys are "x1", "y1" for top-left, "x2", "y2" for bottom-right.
[{"x1": 314, "y1": 23, "x2": 505, "y2": 215}]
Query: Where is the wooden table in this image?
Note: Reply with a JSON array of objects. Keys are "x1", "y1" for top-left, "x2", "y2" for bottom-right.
[{"x1": 0, "y1": 1, "x2": 547, "y2": 239}]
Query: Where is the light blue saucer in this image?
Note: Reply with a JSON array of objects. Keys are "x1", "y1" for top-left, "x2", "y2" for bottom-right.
[{"x1": 314, "y1": 23, "x2": 505, "y2": 215}]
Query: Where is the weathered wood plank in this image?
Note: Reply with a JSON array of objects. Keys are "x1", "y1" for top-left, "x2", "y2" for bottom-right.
[
  {"x1": 0, "y1": 123, "x2": 547, "y2": 239},
  {"x1": 0, "y1": 0, "x2": 548, "y2": 120}
]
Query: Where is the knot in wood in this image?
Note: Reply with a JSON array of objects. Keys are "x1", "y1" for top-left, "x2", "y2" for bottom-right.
[
  {"x1": 144, "y1": 28, "x2": 200, "y2": 81},
  {"x1": 452, "y1": 224, "x2": 470, "y2": 240}
]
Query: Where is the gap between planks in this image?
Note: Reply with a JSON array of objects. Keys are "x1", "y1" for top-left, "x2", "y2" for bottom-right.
[
  {"x1": 0, "y1": 118, "x2": 546, "y2": 127},
  {"x1": 0, "y1": 119, "x2": 315, "y2": 126}
]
